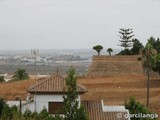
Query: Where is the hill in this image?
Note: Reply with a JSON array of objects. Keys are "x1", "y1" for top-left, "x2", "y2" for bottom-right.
[
  {"x1": 78, "y1": 75, "x2": 160, "y2": 116},
  {"x1": 0, "y1": 75, "x2": 159, "y2": 116}
]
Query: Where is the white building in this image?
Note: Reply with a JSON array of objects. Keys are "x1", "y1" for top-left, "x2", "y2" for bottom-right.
[
  {"x1": 21, "y1": 73, "x2": 87, "y2": 114},
  {"x1": 21, "y1": 73, "x2": 130, "y2": 120}
]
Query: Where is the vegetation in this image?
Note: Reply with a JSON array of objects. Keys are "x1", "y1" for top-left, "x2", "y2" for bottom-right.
[
  {"x1": 130, "y1": 38, "x2": 144, "y2": 55},
  {"x1": 0, "y1": 97, "x2": 22, "y2": 120},
  {"x1": 63, "y1": 68, "x2": 88, "y2": 120},
  {"x1": 0, "y1": 97, "x2": 5, "y2": 116},
  {"x1": 147, "y1": 37, "x2": 160, "y2": 53},
  {"x1": 93, "y1": 45, "x2": 103, "y2": 55},
  {"x1": 118, "y1": 28, "x2": 134, "y2": 55},
  {"x1": 0, "y1": 98, "x2": 72, "y2": 120},
  {"x1": 12, "y1": 68, "x2": 30, "y2": 80},
  {"x1": 141, "y1": 42, "x2": 157, "y2": 108},
  {"x1": 107, "y1": 48, "x2": 113, "y2": 56},
  {"x1": 125, "y1": 96, "x2": 158, "y2": 120},
  {"x1": 0, "y1": 76, "x2": 5, "y2": 82},
  {"x1": 147, "y1": 37, "x2": 160, "y2": 74},
  {"x1": 118, "y1": 38, "x2": 144, "y2": 55}
]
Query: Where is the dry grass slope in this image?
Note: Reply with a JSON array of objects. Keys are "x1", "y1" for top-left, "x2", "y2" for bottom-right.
[
  {"x1": 78, "y1": 75, "x2": 160, "y2": 116},
  {"x1": 0, "y1": 75, "x2": 159, "y2": 117}
]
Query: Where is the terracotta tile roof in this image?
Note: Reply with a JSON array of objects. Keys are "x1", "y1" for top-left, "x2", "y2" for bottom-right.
[
  {"x1": 28, "y1": 74, "x2": 87, "y2": 94},
  {"x1": 82, "y1": 100, "x2": 129, "y2": 120}
]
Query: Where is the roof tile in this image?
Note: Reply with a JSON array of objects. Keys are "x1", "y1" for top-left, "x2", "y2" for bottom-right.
[
  {"x1": 28, "y1": 74, "x2": 87, "y2": 94},
  {"x1": 82, "y1": 100, "x2": 129, "y2": 120}
]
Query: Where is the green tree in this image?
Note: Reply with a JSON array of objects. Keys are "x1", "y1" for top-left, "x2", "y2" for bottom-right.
[
  {"x1": 141, "y1": 42, "x2": 157, "y2": 108},
  {"x1": 76, "y1": 105, "x2": 88, "y2": 120},
  {"x1": 153, "y1": 54, "x2": 160, "y2": 74},
  {"x1": 93, "y1": 45, "x2": 103, "y2": 55},
  {"x1": 0, "y1": 97, "x2": 5, "y2": 117},
  {"x1": 118, "y1": 28, "x2": 134, "y2": 55},
  {"x1": 0, "y1": 76, "x2": 5, "y2": 82},
  {"x1": 154, "y1": 38, "x2": 160, "y2": 53},
  {"x1": 107, "y1": 48, "x2": 113, "y2": 56},
  {"x1": 130, "y1": 38, "x2": 144, "y2": 55},
  {"x1": 63, "y1": 68, "x2": 88, "y2": 120},
  {"x1": 147, "y1": 37, "x2": 160, "y2": 74},
  {"x1": 147, "y1": 37, "x2": 160, "y2": 53},
  {"x1": 12, "y1": 68, "x2": 29, "y2": 80},
  {"x1": 125, "y1": 96, "x2": 158, "y2": 120}
]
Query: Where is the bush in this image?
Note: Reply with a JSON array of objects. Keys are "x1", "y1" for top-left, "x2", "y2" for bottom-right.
[
  {"x1": 12, "y1": 68, "x2": 30, "y2": 81},
  {"x1": 1, "y1": 104, "x2": 13, "y2": 120},
  {"x1": 125, "y1": 96, "x2": 158, "y2": 120},
  {"x1": 0, "y1": 97, "x2": 5, "y2": 116},
  {"x1": 38, "y1": 108, "x2": 49, "y2": 120},
  {"x1": 23, "y1": 109, "x2": 33, "y2": 119},
  {"x1": 0, "y1": 76, "x2": 5, "y2": 82}
]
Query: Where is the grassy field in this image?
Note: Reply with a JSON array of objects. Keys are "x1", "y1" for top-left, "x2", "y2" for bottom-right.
[
  {"x1": 0, "y1": 74, "x2": 159, "y2": 116},
  {"x1": 78, "y1": 75, "x2": 160, "y2": 116}
]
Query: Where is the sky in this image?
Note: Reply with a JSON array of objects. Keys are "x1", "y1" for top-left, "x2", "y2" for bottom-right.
[{"x1": 0, "y1": 0, "x2": 160, "y2": 50}]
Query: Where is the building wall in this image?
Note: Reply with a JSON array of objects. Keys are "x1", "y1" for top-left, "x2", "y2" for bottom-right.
[{"x1": 22, "y1": 94, "x2": 81, "y2": 113}]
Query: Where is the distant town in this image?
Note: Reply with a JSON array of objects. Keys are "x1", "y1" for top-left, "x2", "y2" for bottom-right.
[{"x1": 0, "y1": 49, "x2": 119, "y2": 79}]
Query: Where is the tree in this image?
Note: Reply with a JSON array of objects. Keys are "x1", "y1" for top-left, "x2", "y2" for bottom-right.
[
  {"x1": 146, "y1": 37, "x2": 160, "y2": 74},
  {"x1": 0, "y1": 76, "x2": 5, "y2": 82},
  {"x1": 12, "y1": 68, "x2": 29, "y2": 80},
  {"x1": 154, "y1": 38, "x2": 160, "y2": 53},
  {"x1": 118, "y1": 28, "x2": 134, "y2": 55},
  {"x1": 153, "y1": 54, "x2": 160, "y2": 74},
  {"x1": 93, "y1": 45, "x2": 103, "y2": 55},
  {"x1": 0, "y1": 97, "x2": 5, "y2": 117},
  {"x1": 130, "y1": 38, "x2": 144, "y2": 55},
  {"x1": 141, "y1": 42, "x2": 157, "y2": 108},
  {"x1": 63, "y1": 68, "x2": 88, "y2": 120},
  {"x1": 125, "y1": 96, "x2": 158, "y2": 120},
  {"x1": 76, "y1": 105, "x2": 88, "y2": 120},
  {"x1": 107, "y1": 48, "x2": 113, "y2": 56},
  {"x1": 147, "y1": 37, "x2": 160, "y2": 53}
]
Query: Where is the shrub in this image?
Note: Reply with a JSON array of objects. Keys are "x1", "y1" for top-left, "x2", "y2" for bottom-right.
[
  {"x1": 0, "y1": 76, "x2": 5, "y2": 82},
  {"x1": 23, "y1": 109, "x2": 33, "y2": 119},
  {"x1": 0, "y1": 97, "x2": 5, "y2": 116},
  {"x1": 38, "y1": 108, "x2": 49, "y2": 120},
  {"x1": 125, "y1": 96, "x2": 158, "y2": 120}
]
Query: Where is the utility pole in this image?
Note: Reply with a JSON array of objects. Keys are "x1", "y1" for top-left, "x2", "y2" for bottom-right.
[{"x1": 31, "y1": 49, "x2": 39, "y2": 112}]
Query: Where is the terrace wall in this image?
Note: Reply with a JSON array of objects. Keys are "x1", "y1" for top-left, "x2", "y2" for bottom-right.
[{"x1": 87, "y1": 55, "x2": 143, "y2": 76}]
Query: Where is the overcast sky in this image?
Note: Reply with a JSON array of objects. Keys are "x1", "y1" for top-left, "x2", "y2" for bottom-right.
[{"x1": 0, "y1": 0, "x2": 160, "y2": 50}]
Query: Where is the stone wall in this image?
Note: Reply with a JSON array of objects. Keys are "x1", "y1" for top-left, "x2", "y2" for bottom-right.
[{"x1": 87, "y1": 55, "x2": 143, "y2": 76}]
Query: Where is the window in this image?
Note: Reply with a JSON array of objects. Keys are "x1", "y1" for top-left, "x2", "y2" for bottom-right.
[{"x1": 48, "y1": 102, "x2": 64, "y2": 114}]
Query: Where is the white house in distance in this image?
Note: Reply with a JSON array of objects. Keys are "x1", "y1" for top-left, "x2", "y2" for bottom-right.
[{"x1": 22, "y1": 73, "x2": 130, "y2": 120}]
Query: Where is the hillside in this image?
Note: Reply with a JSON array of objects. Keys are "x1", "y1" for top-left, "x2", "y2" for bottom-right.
[
  {"x1": 0, "y1": 75, "x2": 159, "y2": 116},
  {"x1": 0, "y1": 79, "x2": 35, "y2": 100},
  {"x1": 78, "y1": 75, "x2": 160, "y2": 116}
]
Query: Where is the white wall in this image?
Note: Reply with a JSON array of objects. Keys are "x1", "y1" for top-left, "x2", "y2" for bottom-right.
[
  {"x1": 22, "y1": 101, "x2": 35, "y2": 113},
  {"x1": 35, "y1": 94, "x2": 64, "y2": 102},
  {"x1": 22, "y1": 94, "x2": 81, "y2": 114},
  {"x1": 7, "y1": 101, "x2": 26, "y2": 107}
]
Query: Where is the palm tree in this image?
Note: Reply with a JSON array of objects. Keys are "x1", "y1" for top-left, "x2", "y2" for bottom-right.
[
  {"x1": 93, "y1": 45, "x2": 103, "y2": 55},
  {"x1": 12, "y1": 68, "x2": 29, "y2": 80},
  {"x1": 107, "y1": 48, "x2": 113, "y2": 56},
  {"x1": 141, "y1": 42, "x2": 157, "y2": 108}
]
